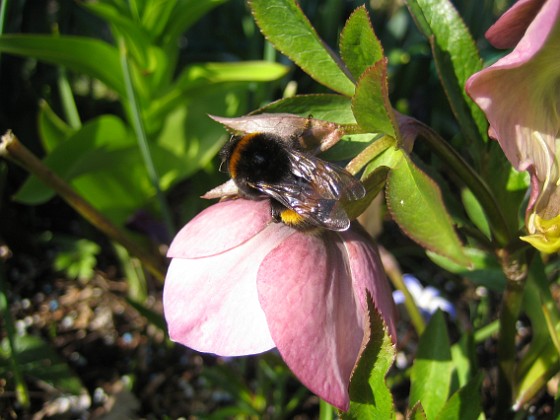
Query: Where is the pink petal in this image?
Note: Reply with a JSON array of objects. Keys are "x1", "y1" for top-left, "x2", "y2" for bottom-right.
[
  {"x1": 486, "y1": 0, "x2": 547, "y2": 48},
  {"x1": 465, "y1": 0, "x2": 560, "y2": 173},
  {"x1": 167, "y1": 199, "x2": 271, "y2": 258},
  {"x1": 341, "y1": 227, "x2": 398, "y2": 340},
  {"x1": 257, "y1": 231, "x2": 365, "y2": 411},
  {"x1": 164, "y1": 222, "x2": 295, "y2": 356}
]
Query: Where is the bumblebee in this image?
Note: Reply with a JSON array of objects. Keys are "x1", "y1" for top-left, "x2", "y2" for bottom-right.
[{"x1": 219, "y1": 131, "x2": 365, "y2": 231}]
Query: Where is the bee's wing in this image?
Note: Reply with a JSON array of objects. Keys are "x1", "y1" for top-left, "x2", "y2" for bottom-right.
[
  {"x1": 256, "y1": 181, "x2": 351, "y2": 231},
  {"x1": 287, "y1": 152, "x2": 366, "y2": 201}
]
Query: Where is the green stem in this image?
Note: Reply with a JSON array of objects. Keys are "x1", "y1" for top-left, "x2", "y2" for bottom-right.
[
  {"x1": 118, "y1": 39, "x2": 175, "y2": 237},
  {"x1": 0, "y1": 131, "x2": 166, "y2": 282},
  {"x1": 0, "y1": 0, "x2": 8, "y2": 35},
  {"x1": 0, "y1": 260, "x2": 30, "y2": 409},
  {"x1": 379, "y1": 246, "x2": 426, "y2": 335},
  {"x1": 414, "y1": 119, "x2": 513, "y2": 247},
  {"x1": 495, "y1": 249, "x2": 528, "y2": 417}
]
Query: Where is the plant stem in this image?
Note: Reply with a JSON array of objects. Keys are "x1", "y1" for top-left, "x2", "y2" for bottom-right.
[
  {"x1": 118, "y1": 39, "x2": 175, "y2": 237},
  {"x1": 0, "y1": 259, "x2": 30, "y2": 409},
  {"x1": 379, "y1": 246, "x2": 426, "y2": 335},
  {"x1": 495, "y1": 248, "x2": 528, "y2": 417},
  {"x1": 0, "y1": 131, "x2": 165, "y2": 282}
]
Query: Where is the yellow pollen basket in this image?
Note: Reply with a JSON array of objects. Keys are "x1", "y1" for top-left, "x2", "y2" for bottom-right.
[{"x1": 280, "y1": 208, "x2": 305, "y2": 227}]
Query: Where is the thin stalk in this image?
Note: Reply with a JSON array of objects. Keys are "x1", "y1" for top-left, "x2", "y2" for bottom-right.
[
  {"x1": 0, "y1": 260, "x2": 30, "y2": 409},
  {"x1": 0, "y1": 131, "x2": 165, "y2": 282},
  {"x1": 0, "y1": 0, "x2": 8, "y2": 35},
  {"x1": 380, "y1": 246, "x2": 426, "y2": 335},
  {"x1": 118, "y1": 38, "x2": 175, "y2": 237},
  {"x1": 318, "y1": 399, "x2": 335, "y2": 420},
  {"x1": 473, "y1": 319, "x2": 499, "y2": 343},
  {"x1": 495, "y1": 248, "x2": 528, "y2": 417},
  {"x1": 414, "y1": 120, "x2": 513, "y2": 247}
]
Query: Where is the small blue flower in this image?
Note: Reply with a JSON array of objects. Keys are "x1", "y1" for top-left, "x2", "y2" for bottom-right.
[{"x1": 393, "y1": 274, "x2": 456, "y2": 319}]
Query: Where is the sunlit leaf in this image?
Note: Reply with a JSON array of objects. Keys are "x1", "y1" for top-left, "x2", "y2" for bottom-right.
[
  {"x1": 339, "y1": 6, "x2": 383, "y2": 80},
  {"x1": 352, "y1": 59, "x2": 397, "y2": 138},
  {"x1": 409, "y1": 311, "x2": 453, "y2": 418},
  {"x1": 405, "y1": 0, "x2": 487, "y2": 145},
  {"x1": 345, "y1": 294, "x2": 396, "y2": 419},
  {"x1": 436, "y1": 374, "x2": 483, "y2": 420},
  {"x1": 386, "y1": 152, "x2": 469, "y2": 266},
  {"x1": 0, "y1": 35, "x2": 125, "y2": 96},
  {"x1": 249, "y1": 0, "x2": 355, "y2": 96}
]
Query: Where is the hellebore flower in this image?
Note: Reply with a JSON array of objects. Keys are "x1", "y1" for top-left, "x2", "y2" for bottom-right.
[
  {"x1": 393, "y1": 275, "x2": 456, "y2": 320},
  {"x1": 163, "y1": 198, "x2": 397, "y2": 411},
  {"x1": 466, "y1": 0, "x2": 560, "y2": 252}
]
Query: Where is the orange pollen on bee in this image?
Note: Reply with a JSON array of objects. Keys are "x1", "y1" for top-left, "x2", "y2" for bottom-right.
[
  {"x1": 279, "y1": 208, "x2": 305, "y2": 227},
  {"x1": 228, "y1": 133, "x2": 259, "y2": 178}
]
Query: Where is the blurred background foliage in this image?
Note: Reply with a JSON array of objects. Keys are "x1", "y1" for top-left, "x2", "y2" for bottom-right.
[{"x1": 0, "y1": 0, "x2": 528, "y2": 418}]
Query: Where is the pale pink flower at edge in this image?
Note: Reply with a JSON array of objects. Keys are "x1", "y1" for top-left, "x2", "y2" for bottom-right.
[
  {"x1": 465, "y1": 0, "x2": 560, "y2": 252},
  {"x1": 163, "y1": 198, "x2": 397, "y2": 411}
]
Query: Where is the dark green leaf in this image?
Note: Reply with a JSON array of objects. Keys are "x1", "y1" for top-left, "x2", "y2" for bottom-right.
[
  {"x1": 82, "y1": 2, "x2": 152, "y2": 69},
  {"x1": 409, "y1": 311, "x2": 453, "y2": 419},
  {"x1": 339, "y1": 6, "x2": 383, "y2": 80},
  {"x1": 405, "y1": 0, "x2": 487, "y2": 145},
  {"x1": 344, "y1": 293, "x2": 395, "y2": 419},
  {"x1": 156, "y1": 0, "x2": 228, "y2": 46},
  {"x1": 352, "y1": 59, "x2": 397, "y2": 137},
  {"x1": 0, "y1": 335, "x2": 83, "y2": 395},
  {"x1": 386, "y1": 152, "x2": 469, "y2": 266},
  {"x1": 427, "y1": 248, "x2": 505, "y2": 291},
  {"x1": 0, "y1": 35, "x2": 125, "y2": 96},
  {"x1": 249, "y1": 0, "x2": 355, "y2": 96}
]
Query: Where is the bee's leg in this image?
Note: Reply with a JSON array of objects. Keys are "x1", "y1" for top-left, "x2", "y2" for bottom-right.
[{"x1": 270, "y1": 200, "x2": 285, "y2": 224}]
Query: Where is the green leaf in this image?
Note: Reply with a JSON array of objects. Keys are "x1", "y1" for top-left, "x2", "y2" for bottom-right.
[
  {"x1": 158, "y1": 80, "x2": 248, "y2": 177},
  {"x1": 0, "y1": 334, "x2": 83, "y2": 395},
  {"x1": 0, "y1": 35, "x2": 125, "y2": 96},
  {"x1": 146, "y1": 61, "x2": 288, "y2": 124},
  {"x1": 52, "y1": 237, "x2": 100, "y2": 281},
  {"x1": 249, "y1": 0, "x2": 355, "y2": 96},
  {"x1": 352, "y1": 59, "x2": 397, "y2": 138},
  {"x1": 409, "y1": 311, "x2": 453, "y2": 419},
  {"x1": 339, "y1": 6, "x2": 383, "y2": 80},
  {"x1": 386, "y1": 152, "x2": 469, "y2": 266},
  {"x1": 427, "y1": 248, "x2": 505, "y2": 291},
  {"x1": 461, "y1": 187, "x2": 491, "y2": 239},
  {"x1": 344, "y1": 293, "x2": 396, "y2": 419},
  {"x1": 82, "y1": 2, "x2": 152, "y2": 68},
  {"x1": 15, "y1": 115, "x2": 155, "y2": 226},
  {"x1": 37, "y1": 101, "x2": 76, "y2": 153},
  {"x1": 450, "y1": 334, "x2": 477, "y2": 389},
  {"x1": 436, "y1": 374, "x2": 483, "y2": 420},
  {"x1": 405, "y1": 0, "x2": 487, "y2": 145},
  {"x1": 259, "y1": 94, "x2": 355, "y2": 124}
]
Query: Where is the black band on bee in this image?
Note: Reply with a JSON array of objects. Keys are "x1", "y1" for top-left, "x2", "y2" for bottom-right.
[{"x1": 219, "y1": 129, "x2": 364, "y2": 232}]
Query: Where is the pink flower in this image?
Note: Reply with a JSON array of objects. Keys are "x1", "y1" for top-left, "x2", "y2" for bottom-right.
[
  {"x1": 465, "y1": 0, "x2": 560, "y2": 252},
  {"x1": 163, "y1": 198, "x2": 396, "y2": 411}
]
